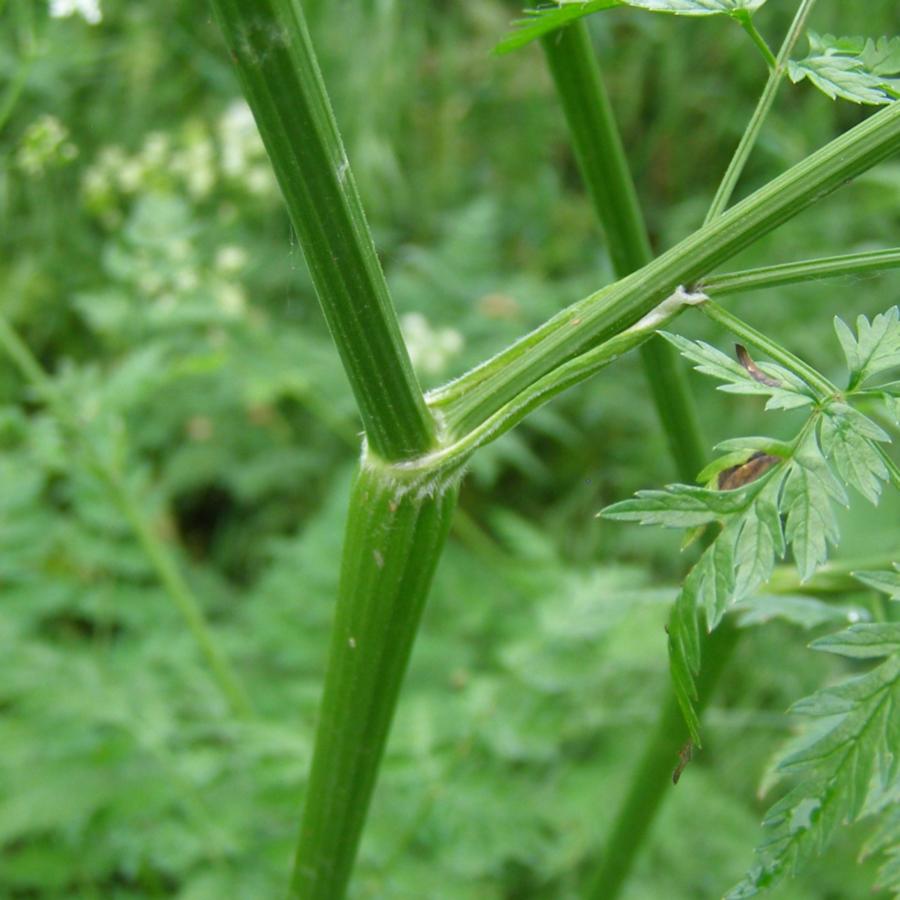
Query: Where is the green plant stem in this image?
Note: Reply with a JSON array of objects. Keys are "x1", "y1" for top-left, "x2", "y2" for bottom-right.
[
  {"x1": 0, "y1": 314, "x2": 253, "y2": 718},
  {"x1": 289, "y1": 463, "x2": 458, "y2": 899},
  {"x1": 704, "y1": 248, "x2": 900, "y2": 295},
  {"x1": 431, "y1": 99, "x2": 900, "y2": 436},
  {"x1": 701, "y1": 300, "x2": 838, "y2": 398},
  {"x1": 211, "y1": 0, "x2": 433, "y2": 461},
  {"x1": 586, "y1": 621, "x2": 740, "y2": 899},
  {"x1": 705, "y1": 0, "x2": 818, "y2": 224},
  {"x1": 737, "y1": 14, "x2": 778, "y2": 70},
  {"x1": 766, "y1": 556, "x2": 900, "y2": 596},
  {"x1": 541, "y1": 20, "x2": 705, "y2": 481}
]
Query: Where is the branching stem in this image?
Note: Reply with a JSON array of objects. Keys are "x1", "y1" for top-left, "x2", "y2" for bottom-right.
[{"x1": 705, "y1": 0, "x2": 819, "y2": 224}]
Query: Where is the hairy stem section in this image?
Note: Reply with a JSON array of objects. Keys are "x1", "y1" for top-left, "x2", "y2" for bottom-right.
[{"x1": 290, "y1": 463, "x2": 458, "y2": 899}]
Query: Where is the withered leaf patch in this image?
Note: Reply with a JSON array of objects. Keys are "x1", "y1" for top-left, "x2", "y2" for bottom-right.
[
  {"x1": 736, "y1": 344, "x2": 782, "y2": 388},
  {"x1": 718, "y1": 451, "x2": 781, "y2": 491}
]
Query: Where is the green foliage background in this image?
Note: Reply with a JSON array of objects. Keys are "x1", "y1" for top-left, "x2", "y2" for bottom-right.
[{"x1": 0, "y1": 0, "x2": 898, "y2": 897}]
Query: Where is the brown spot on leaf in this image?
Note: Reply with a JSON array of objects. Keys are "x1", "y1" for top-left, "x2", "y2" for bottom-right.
[
  {"x1": 673, "y1": 741, "x2": 694, "y2": 784},
  {"x1": 736, "y1": 344, "x2": 781, "y2": 388},
  {"x1": 718, "y1": 451, "x2": 781, "y2": 491}
]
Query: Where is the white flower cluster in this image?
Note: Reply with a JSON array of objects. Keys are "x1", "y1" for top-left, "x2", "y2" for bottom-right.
[
  {"x1": 400, "y1": 313, "x2": 464, "y2": 377},
  {"x1": 82, "y1": 101, "x2": 275, "y2": 226},
  {"x1": 16, "y1": 115, "x2": 78, "y2": 176},
  {"x1": 49, "y1": 0, "x2": 102, "y2": 25},
  {"x1": 218, "y1": 101, "x2": 274, "y2": 196}
]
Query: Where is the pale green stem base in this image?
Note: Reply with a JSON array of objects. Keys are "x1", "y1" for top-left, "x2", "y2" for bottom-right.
[{"x1": 290, "y1": 464, "x2": 458, "y2": 899}]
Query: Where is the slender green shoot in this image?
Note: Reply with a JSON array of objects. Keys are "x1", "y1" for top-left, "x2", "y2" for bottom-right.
[
  {"x1": 0, "y1": 313, "x2": 254, "y2": 718},
  {"x1": 737, "y1": 13, "x2": 778, "y2": 69},
  {"x1": 705, "y1": 0, "x2": 819, "y2": 224},
  {"x1": 704, "y1": 248, "x2": 900, "y2": 295}
]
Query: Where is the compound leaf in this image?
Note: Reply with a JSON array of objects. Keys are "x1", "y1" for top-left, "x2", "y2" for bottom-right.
[
  {"x1": 789, "y1": 33, "x2": 900, "y2": 106},
  {"x1": 834, "y1": 306, "x2": 900, "y2": 388},
  {"x1": 496, "y1": 0, "x2": 768, "y2": 55},
  {"x1": 729, "y1": 649, "x2": 900, "y2": 897}
]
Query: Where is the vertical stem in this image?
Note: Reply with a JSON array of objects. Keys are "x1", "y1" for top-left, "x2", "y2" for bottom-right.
[
  {"x1": 704, "y1": 0, "x2": 819, "y2": 224},
  {"x1": 212, "y1": 4, "x2": 457, "y2": 896},
  {"x1": 211, "y1": 0, "x2": 434, "y2": 461},
  {"x1": 586, "y1": 623, "x2": 740, "y2": 899},
  {"x1": 587, "y1": 5, "x2": 820, "y2": 896},
  {"x1": 0, "y1": 314, "x2": 254, "y2": 718},
  {"x1": 290, "y1": 465, "x2": 458, "y2": 899},
  {"x1": 541, "y1": 21, "x2": 706, "y2": 482}
]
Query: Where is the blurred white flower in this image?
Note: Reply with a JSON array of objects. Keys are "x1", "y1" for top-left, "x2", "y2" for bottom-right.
[
  {"x1": 16, "y1": 115, "x2": 78, "y2": 175},
  {"x1": 219, "y1": 101, "x2": 274, "y2": 193},
  {"x1": 49, "y1": 0, "x2": 102, "y2": 24},
  {"x1": 400, "y1": 312, "x2": 464, "y2": 376},
  {"x1": 215, "y1": 245, "x2": 248, "y2": 274}
]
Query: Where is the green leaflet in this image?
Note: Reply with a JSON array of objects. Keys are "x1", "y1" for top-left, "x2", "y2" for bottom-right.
[
  {"x1": 660, "y1": 332, "x2": 815, "y2": 410},
  {"x1": 732, "y1": 594, "x2": 869, "y2": 630},
  {"x1": 834, "y1": 305, "x2": 900, "y2": 389},
  {"x1": 855, "y1": 564, "x2": 900, "y2": 600},
  {"x1": 819, "y1": 408, "x2": 890, "y2": 504},
  {"x1": 789, "y1": 33, "x2": 900, "y2": 106},
  {"x1": 601, "y1": 309, "x2": 900, "y2": 747},
  {"x1": 495, "y1": 0, "x2": 768, "y2": 55},
  {"x1": 728, "y1": 567, "x2": 900, "y2": 897}
]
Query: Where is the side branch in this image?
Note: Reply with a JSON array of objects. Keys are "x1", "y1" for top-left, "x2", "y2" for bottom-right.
[{"x1": 431, "y1": 101, "x2": 900, "y2": 436}]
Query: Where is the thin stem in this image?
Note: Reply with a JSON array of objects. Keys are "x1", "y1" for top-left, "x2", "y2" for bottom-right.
[
  {"x1": 541, "y1": 20, "x2": 706, "y2": 481},
  {"x1": 875, "y1": 443, "x2": 900, "y2": 490},
  {"x1": 704, "y1": 248, "x2": 900, "y2": 296},
  {"x1": 705, "y1": 0, "x2": 818, "y2": 224},
  {"x1": 701, "y1": 300, "x2": 838, "y2": 398},
  {"x1": 738, "y1": 14, "x2": 778, "y2": 70},
  {"x1": 0, "y1": 314, "x2": 254, "y2": 718},
  {"x1": 431, "y1": 99, "x2": 900, "y2": 436},
  {"x1": 211, "y1": 0, "x2": 434, "y2": 461}
]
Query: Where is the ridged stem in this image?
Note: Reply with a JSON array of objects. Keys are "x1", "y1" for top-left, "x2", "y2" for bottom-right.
[
  {"x1": 541, "y1": 20, "x2": 705, "y2": 481},
  {"x1": 211, "y1": 0, "x2": 434, "y2": 461},
  {"x1": 289, "y1": 464, "x2": 458, "y2": 899},
  {"x1": 431, "y1": 99, "x2": 900, "y2": 437},
  {"x1": 704, "y1": 248, "x2": 900, "y2": 296}
]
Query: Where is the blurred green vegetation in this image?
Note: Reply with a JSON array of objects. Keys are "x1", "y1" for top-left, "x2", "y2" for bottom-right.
[{"x1": 0, "y1": 0, "x2": 898, "y2": 897}]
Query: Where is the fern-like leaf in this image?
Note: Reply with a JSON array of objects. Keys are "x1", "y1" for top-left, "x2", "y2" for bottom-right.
[
  {"x1": 728, "y1": 570, "x2": 900, "y2": 897},
  {"x1": 789, "y1": 33, "x2": 900, "y2": 106},
  {"x1": 601, "y1": 310, "x2": 899, "y2": 747}
]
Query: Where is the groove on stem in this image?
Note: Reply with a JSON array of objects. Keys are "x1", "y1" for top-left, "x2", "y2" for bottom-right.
[{"x1": 704, "y1": 248, "x2": 900, "y2": 296}]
